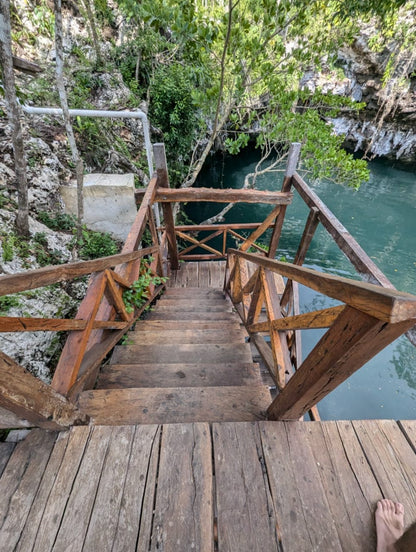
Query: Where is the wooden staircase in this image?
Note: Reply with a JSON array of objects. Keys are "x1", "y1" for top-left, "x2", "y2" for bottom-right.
[{"x1": 78, "y1": 287, "x2": 271, "y2": 424}]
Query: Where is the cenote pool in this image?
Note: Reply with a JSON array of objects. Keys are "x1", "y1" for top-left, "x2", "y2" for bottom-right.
[{"x1": 186, "y1": 150, "x2": 416, "y2": 420}]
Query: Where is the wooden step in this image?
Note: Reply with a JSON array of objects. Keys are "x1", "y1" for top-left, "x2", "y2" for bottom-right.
[
  {"x1": 145, "y1": 311, "x2": 237, "y2": 321},
  {"x1": 96, "y1": 362, "x2": 262, "y2": 389},
  {"x1": 158, "y1": 298, "x2": 229, "y2": 307},
  {"x1": 128, "y1": 329, "x2": 246, "y2": 344},
  {"x1": 134, "y1": 320, "x2": 243, "y2": 331},
  {"x1": 155, "y1": 304, "x2": 232, "y2": 313},
  {"x1": 78, "y1": 386, "x2": 271, "y2": 424},
  {"x1": 163, "y1": 287, "x2": 224, "y2": 296},
  {"x1": 110, "y1": 343, "x2": 253, "y2": 364}
]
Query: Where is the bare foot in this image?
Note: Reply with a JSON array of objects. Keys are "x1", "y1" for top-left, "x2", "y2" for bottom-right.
[{"x1": 376, "y1": 499, "x2": 405, "y2": 552}]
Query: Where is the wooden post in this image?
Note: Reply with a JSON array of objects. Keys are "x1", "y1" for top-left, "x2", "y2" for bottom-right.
[
  {"x1": 153, "y1": 143, "x2": 179, "y2": 270},
  {"x1": 267, "y1": 306, "x2": 415, "y2": 420},
  {"x1": 268, "y1": 142, "x2": 301, "y2": 258},
  {"x1": 281, "y1": 206, "x2": 320, "y2": 310},
  {"x1": 0, "y1": 352, "x2": 87, "y2": 429}
]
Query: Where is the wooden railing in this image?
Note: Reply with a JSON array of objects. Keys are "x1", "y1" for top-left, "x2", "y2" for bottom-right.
[
  {"x1": 225, "y1": 249, "x2": 416, "y2": 420},
  {"x1": 0, "y1": 172, "x2": 166, "y2": 428}
]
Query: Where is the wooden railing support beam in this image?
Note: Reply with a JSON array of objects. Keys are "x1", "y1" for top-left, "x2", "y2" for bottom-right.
[
  {"x1": 267, "y1": 306, "x2": 415, "y2": 420},
  {"x1": 281, "y1": 206, "x2": 320, "y2": 310},
  {"x1": 0, "y1": 352, "x2": 87, "y2": 429},
  {"x1": 153, "y1": 143, "x2": 179, "y2": 270},
  {"x1": 268, "y1": 142, "x2": 301, "y2": 258}
]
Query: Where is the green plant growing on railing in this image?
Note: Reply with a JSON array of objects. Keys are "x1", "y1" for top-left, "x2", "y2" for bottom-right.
[{"x1": 123, "y1": 257, "x2": 167, "y2": 314}]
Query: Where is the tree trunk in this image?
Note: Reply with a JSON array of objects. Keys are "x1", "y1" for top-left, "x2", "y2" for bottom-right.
[
  {"x1": 80, "y1": 0, "x2": 102, "y2": 65},
  {"x1": 54, "y1": 0, "x2": 84, "y2": 243},
  {"x1": 0, "y1": 1, "x2": 29, "y2": 237}
]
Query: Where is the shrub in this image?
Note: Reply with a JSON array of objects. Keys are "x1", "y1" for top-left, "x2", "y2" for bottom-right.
[{"x1": 79, "y1": 228, "x2": 118, "y2": 259}]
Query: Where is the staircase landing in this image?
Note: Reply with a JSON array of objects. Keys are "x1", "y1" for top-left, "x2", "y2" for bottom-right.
[{"x1": 78, "y1": 262, "x2": 271, "y2": 424}]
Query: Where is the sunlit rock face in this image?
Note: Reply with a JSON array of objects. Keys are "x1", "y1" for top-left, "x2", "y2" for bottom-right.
[{"x1": 302, "y1": 25, "x2": 416, "y2": 162}]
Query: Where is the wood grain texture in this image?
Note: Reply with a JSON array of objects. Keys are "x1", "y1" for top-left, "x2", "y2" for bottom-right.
[
  {"x1": 83, "y1": 426, "x2": 135, "y2": 551},
  {"x1": 0, "y1": 429, "x2": 57, "y2": 551},
  {"x1": 110, "y1": 343, "x2": 253, "y2": 365},
  {"x1": 78, "y1": 386, "x2": 271, "y2": 424},
  {"x1": 31, "y1": 426, "x2": 91, "y2": 552},
  {"x1": 306, "y1": 421, "x2": 375, "y2": 551},
  {"x1": 97, "y1": 362, "x2": 262, "y2": 389},
  {"x1": 15, "y1": 430, "x2": 70, "y2": 552},
  {"x1": 260, "y1": 421, "x2": 343, "y2": 551},
  {"x1": 0, "y1": 442, "x2": 15, "y2": 478},
  {"x1": 0, "y1": 352, "x2": 86, "y2": 429},
  {"x1": 229, "y1": 249, "x2": 416, "y2": 323},
  {"x1": 352, "y1": 420, "x2": 416, "y2": 526},
  {"x1": 51, "y1": 426, "x2": 112, "y2": 551},
  {"x1": 151, "y1": 424, "x2": 213, "y2": 552},
  {"x1": 268, "y1": 309, "x2": 413, "y2": 420},
  {"x1": 213, "y1": 422, "x2": 279, "y2": 551},
  {"x1": 0, "y1": 247, "x2": 157, "y2": 297},
  {"x1": 113, "y1": 425, "x2": 160, "y2": 552},
  {"x1": 128, "y1": 329, "x2": 245, "y2": 344},
  {"x1": 137, "y1": 186, "x2": 293, "y2": 204}
]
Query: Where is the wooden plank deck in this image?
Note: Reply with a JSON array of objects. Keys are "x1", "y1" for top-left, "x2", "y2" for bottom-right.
[{"x1": 1, "y1": 420, "x2": 416, "y2": 551}]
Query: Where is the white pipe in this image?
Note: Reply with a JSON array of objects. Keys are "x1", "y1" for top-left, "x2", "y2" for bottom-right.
[
  {"x1": 22, "y1": 105, "x2": 161, "y2": 228},
  {"x1": 22, "y1": 105, "x2": 154, "y2": 177}
]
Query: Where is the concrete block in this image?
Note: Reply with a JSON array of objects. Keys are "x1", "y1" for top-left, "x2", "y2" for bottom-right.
[{"x1": 60, "y1": 173, "x2": 137, "y2": 241}]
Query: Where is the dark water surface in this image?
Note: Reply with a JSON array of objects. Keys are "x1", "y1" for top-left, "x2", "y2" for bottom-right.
[{"x1": 187, "y1": 150, "x2": 416, "y2": 420}]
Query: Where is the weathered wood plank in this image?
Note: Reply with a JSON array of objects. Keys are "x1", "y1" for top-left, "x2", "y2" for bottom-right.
[
  {"x1": 97, "y1": 362, "x2": 262, "y2": 389},
  {"x1": 260, "y1": 421, "x2": 343, "y2": 551},
  {"x1": 83, "y1": 426, "x2": 135, "y2": 551},
  {"x1": 249, "y1": 305, "x2": 345, "y2": 332},
  {"x1": 31, "y1": 426, "x2": 91, "y2": 552},
  {"x1": 0, "y1": 317, "x2": 128, "y2": 332},
  {"x1": 0, "y1": 429, "x2": 57, "y2": 551},
  {"x1": 307, "y1": 422, "x2": 375, "y2": 551},
  {"x1": 0, "y1": 352, "x2": 86, "y2": 429},
  {"x1": 145, "y1": 311, "x2": 237, "y2": 321},
  {"x1": 352, "y1": 420, "x2": 416, "y2": 526},
  {"x1": 229, "y1": 249, "x2": 416, "y2": 323},
  {"x1": 0, "y1": 442, "x2": 15, "y2": 478},
  {"x1": 398, "y1": 420, "x2": 416, "y2": 453},
  {"x1": 110, "y1": 343, "x2": 253, "y2": 364},
  {"x1": 113, "y1": 425, "x2": 160, "y2": 552},
  {"x1": 240, "y1": 205, "x2": 281, "y2": 252},
  {"x1": 154, "y1": 143, "x2": 179, "y2": 270},
  {"x1": 268, "y1": 309, "x2": 413, "y2": 420},
  {"x1": 15, "y1": 430, "x2": 70, "y2": 552},
  {"x1": 51, "y1": 426, "x2": 112, "y2": 551},
  {"x1": 281, "y1": 206, "x2": 320, "y2": 309},
  {"x1": 78, "y1": 386, "x2": 271, "y2": 424},
  {"x1": 151, "y1": 424, "x2": 213, "y2": 551},
  {"x1": 213, "y1": 422, "x2": 279, "y2": 551},
  {"x1": 137, "y1": 187, "x2": 293, "y2": 204},
  {"x1": 134, "y1": 319, "x2": 241, "y2": 331},
  {"x1": 0, "y1": 246, "x2": 157, "y2": 297},
  {"x1": 292, "y1": 172, "x2": 393, "y2": 287},
  {"x1": 156, "y1": 304, "x2": 232, "y2": 312},
  {"x1": 128, "y1": 329, "x2": 245, "y2": 344}
]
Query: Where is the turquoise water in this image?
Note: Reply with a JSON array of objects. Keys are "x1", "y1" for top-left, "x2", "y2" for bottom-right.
[{"x1": 187, "y1": 150, "x2": 416, "y2": 420}]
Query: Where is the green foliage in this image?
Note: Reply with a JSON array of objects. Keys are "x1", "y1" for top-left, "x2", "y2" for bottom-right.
[
  {"x1": 123, "y1": 257, "x2": 168, "y2": 313},
  {"x1": 38, "y1": 212, "x2": 77, "y2": 232},
  {"x1": 1, "y1": 234, "x2": 15, "y2": 262},
  {"x1": 78, "y1": 228, "x2": 118, "y2": 260},
  {"x1": 0, "y1": 295, "x2": 20, "y2": 315},
  {"x1": 149, "y1": 63, "x2": 197, "y2": 162}
]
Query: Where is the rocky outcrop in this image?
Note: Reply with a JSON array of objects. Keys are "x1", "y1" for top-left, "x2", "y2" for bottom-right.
[{"x1": 302, "y1": 26, "x2": 416, "y2": 162}]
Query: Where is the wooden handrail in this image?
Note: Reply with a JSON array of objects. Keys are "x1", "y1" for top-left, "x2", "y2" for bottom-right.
[
  {"x1": 228, "y1": 249, "x2": 416, "y2": 323},
  {"x1": 135, "y1": 187, "x2": 293, "y2": 205},
  {"x1": 225, "y1": 249, "x2": 416, "y2": 421},
  {"x1": 0, "y1": 246, "x2": 158, "y2": 296}
]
